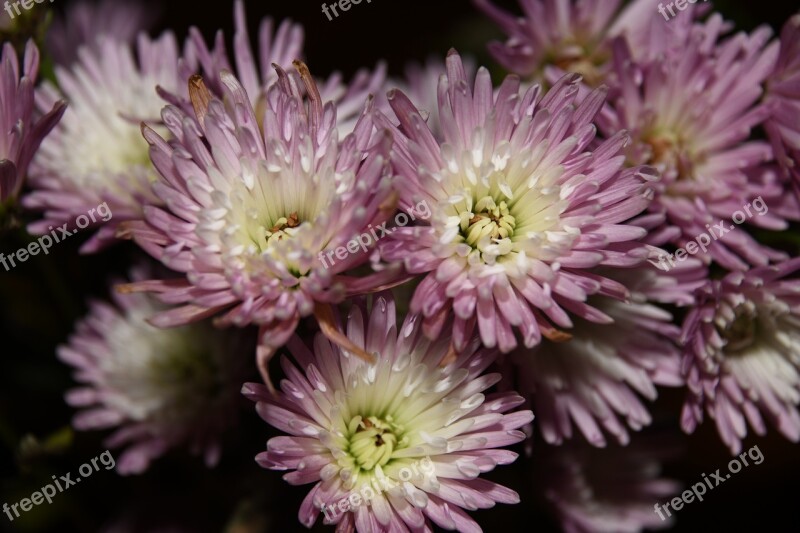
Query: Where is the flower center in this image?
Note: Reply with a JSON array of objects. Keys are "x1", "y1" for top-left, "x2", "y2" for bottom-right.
[
  {"x1": 255, "y1": 212, "x2": 300, "y2": 252},
  {"x1": 459, "y1": 196, "x2": 516, "y2": 259},
  {"x1": 720, "y1": 307, "x2": 758, "y2": 354},
  {"x1": 538, "y1": 36, "x2": 611, "y2": 88},
  {"x1": 346, "y1": 415, "x2": 404, "y2": 472},
  {"x1": 643, "y1": 130, "x2": 695, "y2": 182}
]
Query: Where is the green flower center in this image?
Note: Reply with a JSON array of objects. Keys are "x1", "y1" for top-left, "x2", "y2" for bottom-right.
[
  {"x1": 346, "y1": 415, "x2": 405, "y2": 472},
  {"x1": 459, "y1": 196, "x2": 516, "y2": 255},
  {"x1": 721, "y1": 308, "x2": 759, "y2": 354}
]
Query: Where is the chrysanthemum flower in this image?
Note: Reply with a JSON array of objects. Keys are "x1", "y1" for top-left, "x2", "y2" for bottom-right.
[
  {"x1": 58, "y1": 272, "x2": 249, "y2": 475},
  {"x1": 764, "y1": 14, "x2": 800, "y2": 196},
  {"x1": 473, "y1": 0, "x2": 695, "y2": 86},
  {"x1": 377, "y1": 50, "x2": 656, "y2": 354},
  {"x1": 244, "y1": 294, "x2": 533, "y2": 532},
  {"x1": 46, "y1": 0, "x2": 157, "y2": 66},
  {"x1": 513, "y1": 261, "x2": 705, "y2": 447},
  {"x1": 24, "y1": 33, "x2": 182, "y2": 252},
  {"x1": 179, "y1": 0, "x2": 384, "y2": 138},
  {"x1": 0, "y1": 41, "x2": 65, "y2": 205},
  {"x1": 122, "y1": 63, "x2": 398, "y2": 383},
  {"x1": 605, "y1": 18, "x2": 793, "y2": 270},
  {"x1": 681, "y1": 258, "x2": 800, "y2": 454},
  {"x1": 537, "y1": 436, "x2": 680, "y2": 532}
]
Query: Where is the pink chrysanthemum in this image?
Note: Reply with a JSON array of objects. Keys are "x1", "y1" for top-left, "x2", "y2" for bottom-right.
[
  {"x1": 123, "y1": 63, "x2": 398, "y2": 382},
  {"x1": 537, "y1": 436, "x2": 680, "y2": 532},
  {"x1": 513, "y1": 261, "x2": 705, "y2": 447},
  {"x1": 605, "y1": 18, "x2": 794, "y2": 270},
  {"x1": 24, "y1": 33, "x2": 182, "y2": 252},
  {"x1": 243, "y1": 294, "x2": 533, "y2": 532},
  {"x1": 376, "y1": 50, "x2": 656, "y2": 354},
  {"x1": 46, "y1": 0, "x2": 157, "y2": 66},
  {"x1": 681, "y1": 258, "x2": 800, "y2": 454},
  {"x1": 764, "y1": 14, "x2": 800, "y2": 196},
  {"x1": 58, "y1": 272, "x2": 249, "y2": 475},
  {"x1": 178, "y1": 0, "x2": 385, "y2": 138},
  {"x1": 0, "y1": 41, "x2": 65, "y2": 205},
  {"x1": 473, "y1": 0, "x2": 695, "y2": 86}
]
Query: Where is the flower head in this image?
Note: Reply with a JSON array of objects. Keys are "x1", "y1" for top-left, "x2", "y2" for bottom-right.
[
  {"x1": 513, "y1": 261, "x2": 705, "y2": 447},
  {"x1": 244, "y1": 294, "x2": 533, "y2": 531},
  {"x1": 46, "y1": 0, "x2": 157, "y2": 66},
  {"x1": 0, "y1": 41, "x2": 65, "y2": 206},
  {"x1": 58, "y1": 271, "x2": 249, "y2": 474},
  {"x1": 123, "y1": 62, "x2": 397, "y2": 381},
  {"x1": 377, "y1": 50, "x2": 656, "y2": 354},
  {"x1": 474, "y1": 0, "x2": 696, "y2": 86},
  {"x1": 681, "y1": 258, "x2": 800, "y2": 454},
  {"x1": 537, "y1": 436, "x2": 680, "y2": 532},
  {"x1": 605, "y1": 18, "x2": 792, "y2": 270},
  {"x1": 24, "y1": 33, "x2": 182, "y2": 252},
  {"x1": 764, "y1": 14, "x2": 800, "y2": 197}
]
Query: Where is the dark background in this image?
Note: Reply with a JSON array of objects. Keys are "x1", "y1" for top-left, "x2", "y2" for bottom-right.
[{"x1": 1, "y1": 0, "x2": 799, "y2": 532}]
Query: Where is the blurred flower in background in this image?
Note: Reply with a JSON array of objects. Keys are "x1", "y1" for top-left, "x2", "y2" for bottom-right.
[
  {"x1": 58, "y1": 268, "x2": 252, "y2": 474},
  {"x1": 0, "y1": 41, "x2": 65, "y2": 211},
  {"x1": 45, "y1": 0, "x2": 158, "y2": 66},
  {"x1": 23, "y1": 32, "x2": 182, "y2": 253},
  {"x1": 681, "y1": 258, "x2": 800, "y2": 454}
]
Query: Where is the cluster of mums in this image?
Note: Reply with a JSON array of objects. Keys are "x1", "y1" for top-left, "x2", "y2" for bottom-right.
[{"x1": 2, "y1": 0, "x2": 800, "y2": 531}]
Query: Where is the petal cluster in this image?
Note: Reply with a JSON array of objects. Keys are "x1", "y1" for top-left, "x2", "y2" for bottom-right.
[
  {"x1": 0, "y1": 41, "x2": 65, "y2": 204},
  {"x1": 244, "y1": 294, "x2": 533, "y2": 532},
  {"x1": 681, "y1": 258, "x2": 800, "y2": 454},
  {"x1": 604, "y1": 17, "x2": 792, "y2": 270},
  {"x1": 24, "y1": 34, "x2": 182, "y2": 252},
  {"x1": 513, "y1": 261, "x2": 705, "y2": 446},
  {"x1": 126, "y1": 64, "x2": 396, "y2": 364},
  {"x1": 378, "y1": 50, "x2": 655, "y2": 353},
  {"x1": 58, "y1": 271, "x2": 249, "y2": 474}
]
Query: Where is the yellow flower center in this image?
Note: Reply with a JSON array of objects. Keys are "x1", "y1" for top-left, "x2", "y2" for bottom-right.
[{"x1": 346, "y1": 415, "x2": 405, "y2": 472}]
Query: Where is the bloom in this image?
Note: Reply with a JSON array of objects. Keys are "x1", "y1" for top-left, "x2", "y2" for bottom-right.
[
  {"x1": 764, "y1": 14, "x2": 800, "y2": 197},
  {"x1": 537, "y1": 436, "x2": 680, "y2": 532},
  {"x1": 377, "y1": 50, "x2": 656, "y2": 354},
  {"x1": 244, "y1": 294, "x2": 533, "y2": 531},
  {"x1": 0, "y1": 41, "x2": 65, "y2": 205},
  {"x1": 473, "y1": 0, "x2": 692, "y2": 86},
  {"x1": 512, "y1": 261, "x2": 705, "y2": 447},
  {"x1": 123, "y1": 62, "x2": 397, "y2": 380},
  {"x1": 681, "y1": 258, "x2": 800, "y2": 454},
  {"x1": 605, "y1": 18, "x2": 792, "y2": 270},
  {"x1": 58, "y1": 271, "x2": 249, "y2": 474},
  {"x1": 46, "y1": 0, "x2": 157, "y2": 66},
  {"x1": 24, "y1": 33, "x2": 182, "y2": 252}
]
